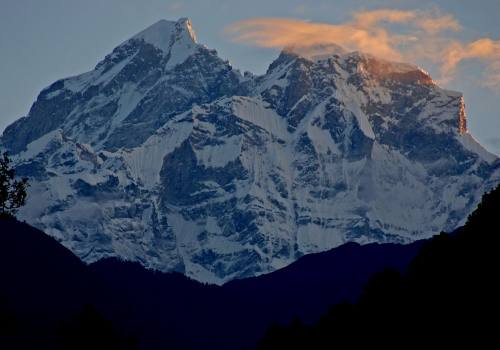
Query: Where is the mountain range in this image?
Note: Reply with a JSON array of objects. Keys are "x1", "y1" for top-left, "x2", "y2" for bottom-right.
[{"x1": 1, "y1": 18, "x2": 499, "y2": 283}]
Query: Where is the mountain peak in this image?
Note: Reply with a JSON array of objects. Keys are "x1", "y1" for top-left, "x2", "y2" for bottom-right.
[
  {"x1": 283, "y1": 43, "x2": 348, "y2": 61},
  {"x1": 130, "y1": 17, "x2": 197, "y2": 54},
  {"x1": 177, "y1": 17, "x2": 197, "y2": 42},
  {"x1": 273, "y1": 44, "x2": 434, "y2": 86}
]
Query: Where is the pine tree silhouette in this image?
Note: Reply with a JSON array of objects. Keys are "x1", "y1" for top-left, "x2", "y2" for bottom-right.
[{"x1": 0, "y1": 152, "x2": 28, "y2": 219}]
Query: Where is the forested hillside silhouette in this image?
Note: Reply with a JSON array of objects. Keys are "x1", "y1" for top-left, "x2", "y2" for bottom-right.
[
  {"x1": 259, "y1": 184, "x2": 500, "y2": 349},
  {"x1": 1, "y1": 214, "x2": 424, "y2": 349},
  {"x1": 0, "y1": 217, "x2": 135, "y2": 349}
]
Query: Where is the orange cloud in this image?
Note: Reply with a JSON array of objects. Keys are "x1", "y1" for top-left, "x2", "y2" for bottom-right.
[
  {"x1": 416, "y1": 14, "x2": 461, "y2": 33},
  {"x1": 440, "y1": 38, "x2": 500, "y2": 86},
  {"x1": 226, "y1": 9, "x2": 500, "y2": 90},
  {"x1": 227, "y1": 17, "x2": 405, "y2": 60},
  {"x1": 352, "y1": 9, "x2": 416, "y2": 27}
]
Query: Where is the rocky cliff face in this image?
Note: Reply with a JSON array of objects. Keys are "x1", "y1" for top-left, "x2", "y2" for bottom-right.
[{"x1": 2, "y1": 18, "x2": 499, "y2": 283}]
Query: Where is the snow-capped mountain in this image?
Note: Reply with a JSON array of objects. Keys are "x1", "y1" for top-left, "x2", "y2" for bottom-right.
[{"x1": 2, "y1": 18, "x2": 499, "y2": 284}]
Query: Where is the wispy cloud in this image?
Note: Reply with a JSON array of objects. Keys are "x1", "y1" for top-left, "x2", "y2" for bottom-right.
[
  {"x1": 440, "y1": 38, "x2": 500, "y2": 86},
  {"x1": 352, "y1": 9, "x2": 416, "y2": 27},
  {"x1": 415, "y1": 14, "x2": 461, "y2": 34},
  {"x1": 227, "y1": 16, "x2": 405, "y2": 61},
  {"x1": 226, "y1": 9, "x2": 500, "y2": 89}
]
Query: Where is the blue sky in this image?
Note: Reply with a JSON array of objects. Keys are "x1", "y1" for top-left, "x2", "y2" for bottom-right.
[{"x1": 1, "y1": 0, "x2": 499, "y2": 154}]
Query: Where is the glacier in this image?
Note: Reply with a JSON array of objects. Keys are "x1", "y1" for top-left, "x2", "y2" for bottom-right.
[{"x1": 1, "y1": 18, "x2": 499, "y2": 284}]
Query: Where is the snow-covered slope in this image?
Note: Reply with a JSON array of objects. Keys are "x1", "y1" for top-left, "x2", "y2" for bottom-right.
[{"x1": 1, "y1": 19, "x2": 499, "y2": 284}]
